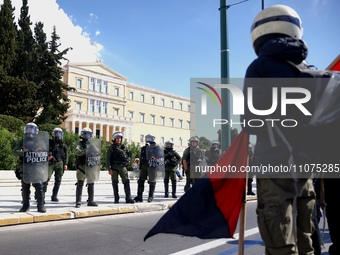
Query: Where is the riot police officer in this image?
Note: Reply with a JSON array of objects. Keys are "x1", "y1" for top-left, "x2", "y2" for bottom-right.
[
  {"x1": 134, "y1": 134, "x2": 164, "y2": 203},
  {"x1": 46, "y1": 128, "x2": 68, "y2": 202},
  {"x1": 182, "y1": 136, "x2": 203, "y2": 192},
  {"x1": 13, "y1": 123, "x2": 47, "y2": 213},
  {"x1": 75, "y1": 128, "x2": 98, "y2": 208},
  {"x1": 163, "y1": 141, "x2": 181, "y2": 198},
  {"x1": 106, "y1": 132, "x2": 134, "y2": 204},
  {"x1": 204, "y1": 140, "x2": 221, "y2": 166}
]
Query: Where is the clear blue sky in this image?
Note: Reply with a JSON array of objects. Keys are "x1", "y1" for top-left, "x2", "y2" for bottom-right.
[{"x1": 6, "y1": 0, "x2": 339, "y2": 98}]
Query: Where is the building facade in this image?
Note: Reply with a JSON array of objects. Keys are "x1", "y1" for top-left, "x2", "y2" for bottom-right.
[{"x1": 61, "y1": 60, "x2": 192, "y2": 153}]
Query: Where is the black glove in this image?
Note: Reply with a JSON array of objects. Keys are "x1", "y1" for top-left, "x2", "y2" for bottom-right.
[{"x1": 15, "y1": 168, "x2": 22, "y2": 180}]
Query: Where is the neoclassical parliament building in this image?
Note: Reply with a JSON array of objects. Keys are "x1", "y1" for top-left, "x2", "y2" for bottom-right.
[{"x1": 60, "y1": 60, "x2": 192, "y2": 153}]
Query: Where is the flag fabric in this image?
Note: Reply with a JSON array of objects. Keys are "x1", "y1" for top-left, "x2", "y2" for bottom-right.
[{"x1": 144, "y1": 131, "x2": 249, "y2": 241}]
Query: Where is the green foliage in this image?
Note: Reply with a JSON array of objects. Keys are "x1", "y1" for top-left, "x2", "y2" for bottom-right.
[
  {"x1": 125, "y1": 141, "x2": 142, "y2": 171},
  {"x1": 38, "y1": 123, "x2": 59, "y2": 137},
  {"x1": 0, "y1": 114, "x2": 24, "y2": 134},
  {"x1": 199, "y1": 136, "x2": 211, "y2": 150},
  {"x1": 0, "y1": 2, "x2": 74, "y2": 124},
  {"x1": 63, "y1": 131, "x2": 80, "y2": 170},
  {"x1": 0, "y1": 126, "x2": 17, "y2": 170}
]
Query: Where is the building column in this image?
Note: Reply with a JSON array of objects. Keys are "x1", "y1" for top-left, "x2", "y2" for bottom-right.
[{"x1": 106, "y1": 125, "x2": 110, "y2": 141}]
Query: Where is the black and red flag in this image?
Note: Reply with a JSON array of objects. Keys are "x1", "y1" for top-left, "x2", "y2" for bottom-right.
[{"x1": 144, "y1": 130, "x2": 249, "y2": 241}]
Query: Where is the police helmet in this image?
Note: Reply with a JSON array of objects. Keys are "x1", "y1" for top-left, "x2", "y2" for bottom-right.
[
  {"x1": 24, "y1": 122, "x2": 39, "y2": 138},
  {"x1": 211, "y1": 140, "x2": 220, "y2": 150},
  {"x1": 165, "y1": 140, "x2": 174, "y2": 149},
  {"x1": 189, "y1": 136, "x2": 199, "y2": 147},
  {"x1": 80, "y1": 127, "x2": 92, "y2": 141},
  {"x1": 251, "y1": 5, "x2": 303, "y2": 54},
  {"x1": 112, "y1": 131, "x2": 124, "y2": 142},
  {"x1": 52, "y1": 127, "x2": 64, "y2": 141},
  {"x1": 145, "y1": 134, "x2": 156, "y2": 143}
]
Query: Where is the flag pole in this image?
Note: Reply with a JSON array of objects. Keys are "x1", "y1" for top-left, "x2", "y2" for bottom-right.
[{"x1": 238, "y1": 156, "x2": 248, "y2": 255}]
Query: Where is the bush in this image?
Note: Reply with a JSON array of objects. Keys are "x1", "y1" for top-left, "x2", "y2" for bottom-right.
[
  {"x1": 0, "y1": 114, "x2": 24, "y2": 135},
  {"x1": 0, "y1": 126, "x2": 18, "y2": 170}
]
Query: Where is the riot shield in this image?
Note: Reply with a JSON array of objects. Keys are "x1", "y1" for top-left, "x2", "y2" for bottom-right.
[
  {"x1": 146, "y1": 144, "x2": 165, "y2": 180},
  {"x1": 23, "y1": 131, "x2": 49, "y2": 183},
  {"x1": 85, "y1": 138, "x2": 101, "y2": 183}
]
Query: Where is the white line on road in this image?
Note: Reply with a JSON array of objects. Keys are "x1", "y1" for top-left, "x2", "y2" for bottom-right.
[{"x1": 169, "y1": 227, "x2": 259, "y2": 255}]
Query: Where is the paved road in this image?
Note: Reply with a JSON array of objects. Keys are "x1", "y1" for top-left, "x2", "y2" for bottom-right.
[{"x1": 0, "y1": 170, "x2": 258, "y2": 227}]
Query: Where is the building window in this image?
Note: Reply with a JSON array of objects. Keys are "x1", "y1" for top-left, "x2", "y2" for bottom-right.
[
  {"x1": 140, "y1": 134, "x2": 144, "y2": 143},
  {"x1": 103, "y1": 102, "x2": 107, "y2": 114},
  {"x1": 160, "y1": 116, "x2": 165, "y2": 126},
  {"x1": 170, "y1": 118, "x2": 174, "y2": 127},
  {"x1": 96, "y1": 79, "x2": 102, "y2": 92},
  {"x1": 103, "y1": 81, "x2": 108, "y2": 94},
  {"x1": 160, "y1": 137, "x2": 164, "y2": 145},
  {"x1": 187, "y1": 121, "x2": 191, "y2": 129},
  {"x1": 89, "y1": 78, "x2": 95, "y2": 91},
  {"x1": 89, "y1": 99, "x2": 95, "y2": 112},
  {"x1": 129, "y1": 111, "x2": 134, "y2": 119},
  {"x1": 96, "y1": 100, "x2": 101, "y2": 113},
  {"x1": 114, "y1": 108, "x2": 119, "y2": 116},
  {"x1": 179, "y1": 119, "x2": 183, "y2": 128},
  {"x1": 179, "y1": 102, "x2": 183, "y2": 110},
  {"x1": 140, "y1": 113, "x2": 145, "y2": 122},
  {"x1": 140, "y1": 94, "x2": 145, "y2": 102},
  {"x1": 130, "y1": 91, "x2": 134, "y2": 100},
  {"x1": 170, "y1": 100, "x2": 174, "y2": 108},
  {"x1": 179, "y1": 137, "x2": 183, "y2": 146},
  {"x1": 188, "y1": 104, "x2": 191, "y2": 112},
  {"x1": 161, "y1": 98, "x2": 165, "y2": 106},
  {"x1": 150, "y1": 115, "x2": 155, "y2": 124},
  {"x1": 151, "y1": 96, "x2": 155, "y2": 105},
  {"x1": 76, "y1": 78, "x2": 82, "y2": 89},
  {"x1": 75, "y1": 101, "x2": 82, "y2": 110},
  {"x1": 114, "y1": 87, "x2": 119, "y2": 96},
  {"x1": 170, "y1": 138, "x2": 174, "y2": 143}
]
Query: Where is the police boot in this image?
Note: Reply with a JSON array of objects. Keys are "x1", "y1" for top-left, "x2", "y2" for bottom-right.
[
  {"x1": 51, "y1": 176, "x2": 61, "y2": 202},
  {"x1": 164, "y1": 180, "x2": 169, "y2": 198},
  {"x1": 75, "y1": 181, "x2": 83, "y2": 208},
  {"x1": 247, "y1": 183, "x2": 255, "y2": 196},
  {"x1": 112, "y1": 181, "x2": 120, "y2": 204},
  {"x1": 35, "y1": 183, "x2": 46, "y2": 213},
  {"x1": 134, "y1": 180, "x2": 145, "y2": 202},
  {"x1": 148, "y1": 182, "x2": 156, "y2": 203},
  {"x1": 19, "y1": 181, "x2": 30, "y2": 212},
  {"x1": 87, "y1": 183, "x2": 98, "y2": 206},
  {"x1": 124, "y1": 179, "x2": 135, "y2": 204},
  {"x1": 171, "y1": 180, "x2": 177, "y2": 198}
]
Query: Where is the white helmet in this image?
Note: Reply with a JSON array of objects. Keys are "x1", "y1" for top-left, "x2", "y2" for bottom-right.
[
  {"x1": 80, "y1": 127, "x2": 92, "y2": 141},
  {"x1": 24, "y1": 122, "x2": 39, "y2": 138},
  {"x1": 165, "y1": 140, "x2": 174, "y2": 149},
  {"x1": 251, "y1": 5, "x2": 303, "y2": 54},
  {"x1": 145, "y1": 134, "x2": 155, "y2": 143},
  {"x1": 52, "y1": 127, "x2": 64, "y2": 141},
  {"x1": 112, "y1": 131, "x2": 124, "y2": 142}
]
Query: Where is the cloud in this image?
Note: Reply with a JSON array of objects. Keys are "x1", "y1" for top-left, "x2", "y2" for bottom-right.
[{"x1": 1, "y1": 0, "x2": 102, "y2": 63}]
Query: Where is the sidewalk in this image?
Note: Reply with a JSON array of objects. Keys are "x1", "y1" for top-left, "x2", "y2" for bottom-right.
[{"x1": 0, "y1": 170, "x2": 257, "y2": 227}]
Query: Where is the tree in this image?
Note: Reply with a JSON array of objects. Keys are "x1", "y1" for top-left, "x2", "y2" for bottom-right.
[
  {"x1": 0, "y1": 0, "x2": 17, "y2": 74},
  {"x1": 13, "y1": 0, "x2": 36, "y2": 79},
  {"x1": 34, "y1": 25, "x2": 74, "y2": 125}
]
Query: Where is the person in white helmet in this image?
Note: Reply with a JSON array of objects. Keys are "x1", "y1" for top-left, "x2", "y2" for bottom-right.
[{"x1": 241, "y1": 5, "x2": 316, "y2": 255}]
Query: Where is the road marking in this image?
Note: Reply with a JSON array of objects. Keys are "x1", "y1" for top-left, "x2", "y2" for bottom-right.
[{"x1": 169, "y1": 227, "x2": 259, "y2": 255}]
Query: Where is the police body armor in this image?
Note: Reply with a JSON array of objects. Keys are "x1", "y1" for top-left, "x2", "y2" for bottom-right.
[
  {"x1": 146, "y1": 144, "x2": 165, "y2": 180},
  {"x1": 23, "y1": 131, "x2": 49, "y2": 183},
  {"x1": 85, "y1": 138, "x2": 101, "y2": 183}
]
